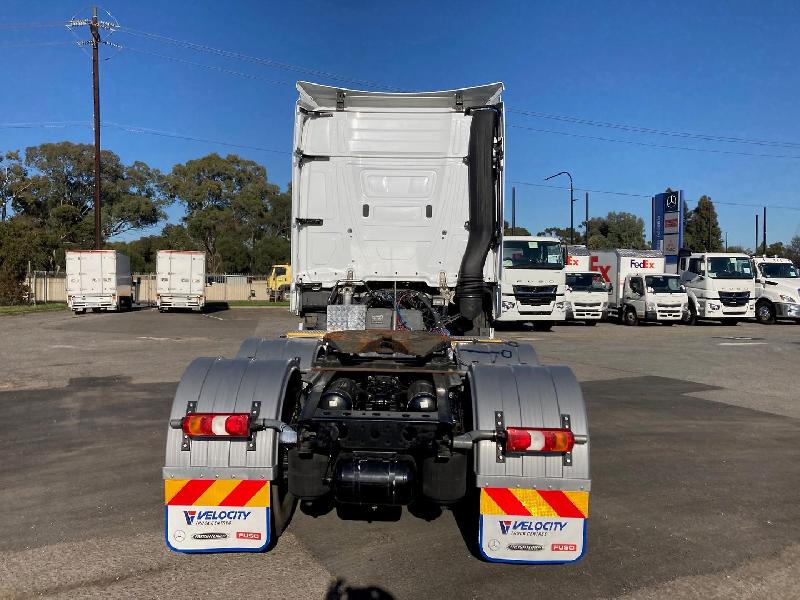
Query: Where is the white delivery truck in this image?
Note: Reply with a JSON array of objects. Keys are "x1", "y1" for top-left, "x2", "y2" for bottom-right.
[
  {"x1": 564, "y1": 245, "x2": 608, "y2": 324},
  {"x1": 156, "y1": 250, "x2": 206, "y2": 312},
  {"x1": 678, "y1": 252, "x2": 756, "y2": 324},
  {"x1": 495, "y1": 235, "x2": 566, "y2": 331},
  {"x1": 591, "y1": 249, "x2": 687, "y2": 325},
  {"x1": 752, "y1": 256, "x2": 800, "y2": 324},
  {"x1": 66, "y1": 250, "x2": 132, "y2": 313}
]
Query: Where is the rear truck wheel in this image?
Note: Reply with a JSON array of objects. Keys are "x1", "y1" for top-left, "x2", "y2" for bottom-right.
[
  {"x1": 531, "y1": 321, "x2": 553, "y2": 332},
  {"x1": 624, "y1": 307, "x2": 639, "y2": 326},
  {"x1": 755, "y1": 300, "x2": 776, "y2": 324}
]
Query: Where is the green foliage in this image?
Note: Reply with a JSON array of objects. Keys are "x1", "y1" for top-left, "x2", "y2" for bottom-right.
[
  {"x1": 725, "y1": 245, "x2": 751, "y2": 254},
  {"x1": 0, "y1": 216, "x2": 50, "y2": 303},
  {"x1": 683, "y1": 196, "x2": 723, "y2": 252},
  {"x1": 541, "y1": 212, "x2": 645, "y2": 249},
  {"x1": 503, "y1": 220, "x2": 531, "y2": 236},
  {"x1": 784, "y1": 236, "x2": 800, "y2": 265}
]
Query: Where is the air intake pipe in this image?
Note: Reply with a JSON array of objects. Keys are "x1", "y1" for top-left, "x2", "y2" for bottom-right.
[{"x1": 457, "y1": 108, "x2": 499, "y2": 320}]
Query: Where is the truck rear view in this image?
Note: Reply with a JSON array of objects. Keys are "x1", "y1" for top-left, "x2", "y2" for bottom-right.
[
  {"x1": 163, "y1": 82, "x2": 591, "y2": 565},
  {"x1": 65, "y1": 250, "x2": 132, "y2": 313},
  {"x1": 156, "y1": 250, "x2": 206, "y2": 312}
]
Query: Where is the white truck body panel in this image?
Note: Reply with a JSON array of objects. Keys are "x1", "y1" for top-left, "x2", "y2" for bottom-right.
[
  {"x1": 496, "y1": 236, "x2": 566, "y2": 322},
  {"x1": 65, "y1": 250, "x2": 131, "y2": 311},
  {"x1": 291, "y1": 82, "x2": 504, "y2": 314},
  {"x1": 590, "y1": 249, "x2": 686, "y2": 322},
  {"x1": 564, "y1": 246, "x2": 606, "y2": 321},
  {"x1": 752, "y1": 256, "x2": 800, "y2": 321},
  {"x1": 156, "y1": 251, "x2": 206, "y2": 310},
  {"x1": 678, "y1": 253, "x2": 756, "y2": 321}
]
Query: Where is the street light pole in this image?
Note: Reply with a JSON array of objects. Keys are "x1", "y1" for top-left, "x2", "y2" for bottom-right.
[{"x1": 544, "y1": 171, "x2": 574, "y2": 244}]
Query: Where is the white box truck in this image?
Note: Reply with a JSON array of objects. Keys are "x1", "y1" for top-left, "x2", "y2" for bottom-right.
[
  {"x1": 495, "y1": 235, "x2": 566, "y2": 331},
  {"x1": 66, "y1": 250, "x2": 132, "y2": 313},
  {"x1": 678, "y1": 252, "x2": 756, "y2": 324},
  {"x1": 564, "y1": 245, "x2": 608, "y2": 324},
  {"x1": 156, "y1": 250, "x2": 206, "y2": 312},
  {"x1": 591, "y1": 249, "x2": 688, "y2": 325},
  {"x1": 752, "y1": 256, "x2": 800, "y2": 324}
]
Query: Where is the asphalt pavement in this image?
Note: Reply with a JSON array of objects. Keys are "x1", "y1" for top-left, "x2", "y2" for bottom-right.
[{"x1": 0, "y1": 307, "x2": 797, "y2": 599}]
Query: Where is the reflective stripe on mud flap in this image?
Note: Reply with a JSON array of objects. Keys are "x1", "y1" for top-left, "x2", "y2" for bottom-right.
[
  {"x1": 164, "y1": 479, "x2": 270, "y2": 553},
  {"x1": 479, "y1": 488, "x2": 589, "y2": 564}
]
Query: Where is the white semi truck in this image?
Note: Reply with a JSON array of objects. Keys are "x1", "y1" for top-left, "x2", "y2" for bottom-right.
[
  {"x1": 496, "y1": 235, "x2": 566, "y2": 331},
  {"x1": 564, "y1": 245, "x2": 607, "y2": 324},
  {"x1": 156, "y1": 250, "x2": 206, "y2": 312},
  {"x1": 590, "y1": 249, "x2": 687, "y2": 325},
  {"x1": 163, "y1": 82, "x2": 591, "y2": 565},
  {"x1": 65, "y1": 250, "x2": 132, "y2": 313},
  {"x1": 752, "y1": 256, "x2": 800, "y2": 324},
  {"x1": 678, "y1": 252, "x2": 756, "y2": 324}
]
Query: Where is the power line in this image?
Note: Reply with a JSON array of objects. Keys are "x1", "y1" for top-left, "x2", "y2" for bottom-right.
[
  {"x1": 0, "y1": 21, "x2": 64, "y2": 29},
  {"x1": 0, "y1": 120, "x2": 88, "y2": 129},
  {"x1": 508, "y1": 108, "x2": 800, "y2": 150},
  {"x1": 116, "y1": 26, "x2": 400, "y2": 90},
  {"x1": 508, "y1": 124, "x2": 800, "y2": 160},
  {"x1": 0, "y1": 41, "x2": 75, "y2": 49}
]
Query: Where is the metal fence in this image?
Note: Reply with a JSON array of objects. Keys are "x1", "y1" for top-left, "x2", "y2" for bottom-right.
[{"x1": 25, "y1": 272, "x2": 282, "y2": 304}]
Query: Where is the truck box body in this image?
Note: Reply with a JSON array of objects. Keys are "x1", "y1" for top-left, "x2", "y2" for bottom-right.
[
  {"x1": 66, "y1": 250, "x2": 132, "y2": 312},
  {"x1": 564, "y1": 245, "x2": 607, "y2": 321},
  {"x1": 591, "y1": 249, "x2": 686, "y2": 322},
  {"x1": 156, "y1": 251, "x2": 206, "y2": 310},
  {"x1": 496, "y1": 236, "x2": 566, "y2": 323}
]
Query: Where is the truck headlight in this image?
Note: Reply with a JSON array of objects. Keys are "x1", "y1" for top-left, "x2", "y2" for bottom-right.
[
  {"x1": 779, "y1": 294, "x2": 796, "y2": 303},
  {"x1": 600, "y1": 301, "x2": 607, "y2": 309},
  {"x1": 563, "y1": 301, "x2": 572, "y2": 310},
  {"x1": 556, "y1": 302, "x2": 564, "y2": 310},
  {"x1": 708, "y1": 302, "x2": 721, "y2": 311},
  {"x1": 646, "y1": 301, "x2": 656, "y2": 311},
  {"x1": 502, "y1": 301, "x2": 515, "y2": 310},
  {"x1": 749, "y1": 301, "x2": 755, "y2": 309}
]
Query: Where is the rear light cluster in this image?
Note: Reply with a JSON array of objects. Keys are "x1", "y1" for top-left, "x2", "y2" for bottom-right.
[
  {"x1": 182, "y1": 413, "x2": 251, "y2": 438},
  {"x1": 506, "y1": 427, "x2": 575, "y2": 453}
]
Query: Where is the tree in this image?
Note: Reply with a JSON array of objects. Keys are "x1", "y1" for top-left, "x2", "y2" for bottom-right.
[
  {"x1": 504, "y1": 220, "x2": 531, "y2": 236},
  {"x1": 536, "y1": 226, "x2": 575, "y2": 242},
  {"x1": 164, "y1": 153, "x2": 287, "y2": 273},
  {"x1": 726, "y1": 245, "x2": 751, "y2": 254},
  {"x1": 784, "y1": 236, "x2": 800, "y2": 265},
  {"x1": 0, "y1": 216, "x2": 50, "y2": 303},
  {"x1": 0, "y1": 151, "x2": 28, "y2": 222},
  {"x1": 605, "y1": 212, "x2": 647, "y2": 249},
  {"x1": 683, "y1": 195, "x2": 723, "y2": 252},
  {"x1": 12, "y1": 142, "x2": 167, "y2": 252},
  {"x1": 763, "y1": 241, "x2": 785, "y2": 257}
]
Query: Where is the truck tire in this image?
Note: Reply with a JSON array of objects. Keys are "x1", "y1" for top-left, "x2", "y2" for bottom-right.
[
  {"x1": 683, "y1": 302, "x2": 697, "y2": 326},
  {"x1": 623, "y1": 306, "x2": 639, "y2": 326},
  {"x1": 755, "y1": 300, "x2": 776, "y2": 325}
]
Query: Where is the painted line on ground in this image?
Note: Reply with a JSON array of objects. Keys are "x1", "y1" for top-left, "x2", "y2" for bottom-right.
[
  {"x1": 202, "y1": 313, "x2": 224, "y2": 321},
  {"x1": 717, "y1": 342, "x2": 768, "y2": 346}
]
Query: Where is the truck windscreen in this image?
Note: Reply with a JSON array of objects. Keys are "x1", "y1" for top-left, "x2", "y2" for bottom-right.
[
  {"x1": 566, "y1": 272, "x2": 606, "y2": 291},
  {"x1": 707, "y1": 257, "x2": 754, "y2": 279},
  {"x1": 503, "y1": 241, "x2": 563, "y2": 270},
  {"x1": 760, "y1": 263, "x2": 799, "y2": 278},
  {"x1": 645, "y1": 275, "x2": 682, "y2": 293}
]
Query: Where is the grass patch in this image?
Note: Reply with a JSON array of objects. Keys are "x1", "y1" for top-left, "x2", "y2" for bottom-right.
[
  {"x1": 208, "y1": 300, "x2": 290, "y2": 308},
  {"x1": 0, "y1": 303, "x2": 68, "y2": 316}
]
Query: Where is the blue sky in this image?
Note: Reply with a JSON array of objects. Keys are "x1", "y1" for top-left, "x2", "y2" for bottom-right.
[{"x1": 2, "y1": 0, "x2": 799, "y2": 248}]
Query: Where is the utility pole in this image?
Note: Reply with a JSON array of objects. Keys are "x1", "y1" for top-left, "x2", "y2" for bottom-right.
[
  {"x1": 67, "y1": 7, "x2": 118, "y2": 250},
  {"x1": 584, "y1": 192, "x2": 589, "y2": 245},
  {"x1": 511, "y1": 186, "x2": 516, "y2": 233},
  {"x1": 762, "y1": 206, "x2": 767, "y2": 255},
  {"x1": 755, "y1": 214, "x2": 759, "y2": 254},
  {"x1": 544, "y1": 171, "x2": 574, "y2": 244}
]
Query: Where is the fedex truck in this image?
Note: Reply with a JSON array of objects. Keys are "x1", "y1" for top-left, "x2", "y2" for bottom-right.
[
  {"x1": 751, "y1": 256, "x2": 799, "y2": 324},
  {"x1": 591, "y1": 249, "x2": 688, "y2": 325},
  {"x1": 156, "y1": 250, "x2": 206, "y2": 312},
  {"x1": 678, "y1": 252, "x2": 756, "y2": 324},
  {"x1": 564, "y1": 245, "x2": 607, "y2": 324},
  {"x1": 66, "y1": 250, "x2": 132, "y2": 313},
  {"x1": 496, "y1": 235, "x2": 566, "y2": 331}
]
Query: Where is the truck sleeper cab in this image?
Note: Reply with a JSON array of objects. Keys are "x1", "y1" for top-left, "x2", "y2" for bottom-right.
[
  {"x1": 679, "y1": 253, "x2": 756, "y2": 324},
  {"x1": 496, "y1": 236, "x2": 566, "y2": 331}
]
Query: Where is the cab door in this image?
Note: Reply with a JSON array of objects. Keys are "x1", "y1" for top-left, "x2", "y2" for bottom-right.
[{"x1": 626, "y1": 276, "x2": 646, "y2": 317}]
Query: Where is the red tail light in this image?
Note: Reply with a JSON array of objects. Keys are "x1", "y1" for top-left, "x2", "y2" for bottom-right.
[
  {"x1": 182, "y1": 413, "x2": 251, "y2": 438},
  {"x1": 506, "y1": 427, "x2": 574, "y2": 453}
]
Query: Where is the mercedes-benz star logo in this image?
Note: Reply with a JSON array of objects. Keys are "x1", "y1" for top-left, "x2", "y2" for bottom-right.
[{"x1": 488, "y1": 539, "x2": 500, "y2": 551}]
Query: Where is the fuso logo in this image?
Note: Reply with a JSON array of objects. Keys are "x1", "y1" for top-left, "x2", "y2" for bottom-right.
[
  {"x1": 566, "y1": 255, "x2": 580, "y2": 266},
  {"x1": 589, "y1": 256, "x2": 611, "y2": 282},
  {"x1": 630, "y1": 259, "x2": 655, "y2": 269},
  {"x1": 236, "y1": 531, "x2": 262, "y2": 541},
  {"x1": 551, "y1": 543, "x2": 578, "y2": 552}
]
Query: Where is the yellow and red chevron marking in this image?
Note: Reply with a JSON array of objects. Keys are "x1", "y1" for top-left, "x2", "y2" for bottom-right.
[
  {"x1": 164, "y1": 479, "x2": 270, "y2": 507},
  {"x1": 480, "y1": 488, "x2": 588, "y2": 518}
]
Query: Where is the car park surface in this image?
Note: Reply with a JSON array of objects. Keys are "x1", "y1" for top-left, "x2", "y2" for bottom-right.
[{"x1": 0, "y1": 307, "x2": 797, "y2": 599}]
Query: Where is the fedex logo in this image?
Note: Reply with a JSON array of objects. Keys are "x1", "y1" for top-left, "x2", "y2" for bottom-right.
[
  {"x1": 566, "y1": 255, "x2": 580, "y2": 266},
  {"x1": 630, "y1": 259, "x2": 655, "y2": 269},
  {"x1": 590, "y1": 256, "x2": 611, "y2": 282}
]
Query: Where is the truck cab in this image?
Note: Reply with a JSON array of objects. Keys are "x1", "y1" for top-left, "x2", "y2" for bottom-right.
[
  {"x1": 495, "y1": 236, "x2": 566, "y2": 331},
  {"x1": 564, "y1": 245, "x2": 607, "y2": 324},
  {"x1": 620, "y1": 272, "x2": 688, "y2": 325},
  {"x1": 267, "y1": 264, "x2": 292, "y2": 301},
  {"x1": 678, "y1": 252, "x2": 756, "y2": 324},
  {"x1": 752, "y1": 256, "x2": 800, "y2": 324}
]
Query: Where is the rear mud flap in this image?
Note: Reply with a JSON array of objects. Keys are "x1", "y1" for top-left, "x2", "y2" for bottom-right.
[
  {"x1": 479, "y1": 488, "x2": 588, "y2": 564},
  {"x1": 165, "y1": 479, "x2": 270, "y2": 553}
]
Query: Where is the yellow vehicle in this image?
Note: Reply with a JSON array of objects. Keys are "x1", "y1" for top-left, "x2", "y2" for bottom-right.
[{"x1": 267, "y1": 264, "x2": 292, "y2": 300}]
